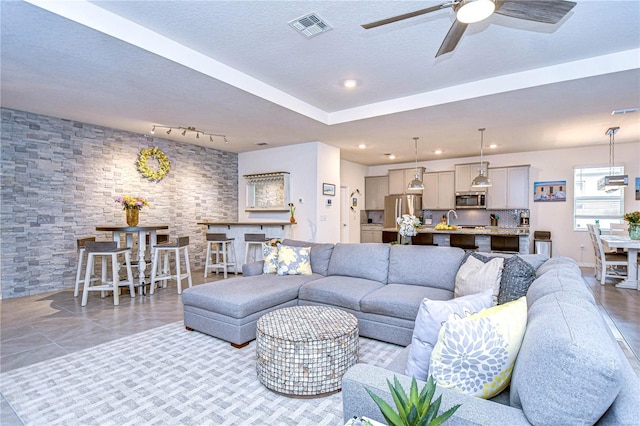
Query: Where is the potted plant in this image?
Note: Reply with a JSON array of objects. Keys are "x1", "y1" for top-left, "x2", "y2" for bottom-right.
[{"x1": 366, "y1": 376, "x2": 460, "y2": 426}]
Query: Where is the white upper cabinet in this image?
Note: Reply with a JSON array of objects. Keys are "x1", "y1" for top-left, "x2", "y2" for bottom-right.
[
  {"x1": 454, "y1": 163, "x2": 488, "y2": 192},
  {"x1": 487, "y1": 166, "x2": 530, "y2": 209},
  {"x1": 388, "y1": 168, "x2": 425, "y2": 194},
  {"x1": 365, "y1": 176, "x2": 389, "y2": 210},
  {"x1": 423, "y1": 171, "x2": 455, "y2": 210}
]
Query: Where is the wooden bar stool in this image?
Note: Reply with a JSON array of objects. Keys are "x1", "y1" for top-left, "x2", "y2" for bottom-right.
[
  {"x1": 412, "y1": 233, "x2": 438, "y2": 246},
  {"x1": 449, "y1": 234, "x2": 478, "y2": 251},
  {"x1": 81, "y1": 241, "x2": 135, "y2": 307},
  {"x1": 149, "y1": 236, "x2": 193, "y2": 295},
  {"x1": 74, "y1": 236, "x2": 97, "y2": 297},
  {"x1": 244, "y1": 233, "x2": 269, "y2": 264},
  {"x1": 204, "y1": 233, "x2": 237, "y2": 279}
]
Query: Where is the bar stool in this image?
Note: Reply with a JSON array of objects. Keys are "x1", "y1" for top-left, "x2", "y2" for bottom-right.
[
  {"x1": 81, "y1": 241, "x2": 135, "y2": 307},
  {"x1": 449, "y1": 234, "x2": 478, "y2": 251},
  {"x1": 149, "y1": 236, "x2": 192, "y2": 295},
  {"x1": 244, "y1": 233, "x2": 270, "y2": 264},
  {"x1": 74, "y1": 236, "x2": 97, "y2": 297},
  {"x1": 204, "y1": 233, "x2": 237, "y2": 279},
  {"x1": 412, "y1": 233, "x2": 438, "y2": 246}
]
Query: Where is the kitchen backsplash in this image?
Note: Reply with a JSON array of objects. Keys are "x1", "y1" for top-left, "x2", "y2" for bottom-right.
[{"x1": 423, "y1": 209, "x2": 529, "y2": 227}]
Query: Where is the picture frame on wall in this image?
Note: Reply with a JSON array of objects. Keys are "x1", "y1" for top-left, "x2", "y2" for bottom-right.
[
  {"x1": 636, "y1": 177, "x2": 639, "y2": 201},
  {"x1": 534, "y1": 180, "x2": 567, "y2": 202},
  {"x1": 323, "y1": 183, "x2": 336, "y2": 196}
]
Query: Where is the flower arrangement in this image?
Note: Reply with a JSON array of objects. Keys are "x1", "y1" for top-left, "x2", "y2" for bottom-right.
[
  {"x1": 624, "y1": 211, "x2": 640, "y2": 224},
  {"x1": 397, "y1": 214, "x2": 421, "y2": 238},
  {"x1": 288, "y1": 202, "x2": 296, "y2": 222},
  {"x1": 115, "y1": 195, "x2": 149, "y2": 210}
]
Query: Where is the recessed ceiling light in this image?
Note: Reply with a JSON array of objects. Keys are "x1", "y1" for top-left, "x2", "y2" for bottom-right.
[
  {"x1": 489, "y1": 144, "x2": 497, "y2": 149},
  {"x1": 611, "y1": 107, "x2": 639, "y2": 115},
  {"x1": 358, "y1": 143, "x2": 366, "y2": 149},
  {"x1": 434, "y1": 149, "x2": 443, "y2": 155},
  {"x1": 389, "y1": 154, "x2": 396, "y2": 160},
  {"x1": 343, "y1": 79, "x2": 357, "y2": 89}
]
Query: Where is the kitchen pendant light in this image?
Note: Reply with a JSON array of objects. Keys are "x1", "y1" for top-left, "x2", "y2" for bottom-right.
[
  {"x1": 597, "y1": 126, "x2": 628, "y2": 192},
  {"x1": 408, "y1": 137, "x2": 424, "y2": 191},
  {"x1": 471, "y1": 128, "x2": 492, "y2": 188}
]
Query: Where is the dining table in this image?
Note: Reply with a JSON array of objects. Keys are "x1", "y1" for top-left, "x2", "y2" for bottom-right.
[
  {"x1": 600, "y1": 234, "x2": 640, "y2": 290},
  {"x1": 95, "y1": 225, "x2": 169, "y2": 292}
]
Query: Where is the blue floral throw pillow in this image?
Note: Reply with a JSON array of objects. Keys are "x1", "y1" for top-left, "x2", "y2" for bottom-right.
[
  {"x1": 276, "y1": 245, "x2": 312, "y2": 276},
  {"x1": 262, "y1": 243, "x2": 280, "y2": 274}
]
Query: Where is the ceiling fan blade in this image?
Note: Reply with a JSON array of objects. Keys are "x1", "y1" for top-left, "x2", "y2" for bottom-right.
[
  {"x1": 436, "y1": 20, "x2": 468, "y2": 57},
  {"x1": 494, "y1": 0, "x2": 577, "y2": 24},
  {"x1": 361, "y1": 3, "x2": 450, "y2": 29}
]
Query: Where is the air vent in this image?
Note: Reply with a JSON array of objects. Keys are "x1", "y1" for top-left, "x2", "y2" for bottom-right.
[
  {"x1": 255, "y1": 142, "x2": 269, "y2": 146},
  {"x1": 288, "y1": 12, "x2": 332, "y2": 38}
]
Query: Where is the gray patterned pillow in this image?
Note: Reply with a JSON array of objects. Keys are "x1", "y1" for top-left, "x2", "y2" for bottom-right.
[{"x1": 498, "y1": 256, "x2": 536, "y2": 305}]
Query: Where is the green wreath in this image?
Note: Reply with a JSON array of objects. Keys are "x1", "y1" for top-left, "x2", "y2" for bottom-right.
[{"x1": 137, "y1": 147, "x2": 170, "y2": 181}]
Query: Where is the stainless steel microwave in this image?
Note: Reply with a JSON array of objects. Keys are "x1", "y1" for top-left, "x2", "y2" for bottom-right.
[{"x1": 455, "y1": 191, "x2": 487, "y2": 209}]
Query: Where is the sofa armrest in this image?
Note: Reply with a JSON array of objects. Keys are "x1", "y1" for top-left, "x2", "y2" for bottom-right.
[
  {"x1": 342, "y1": 364, "x2": 531, "y2": 426},
  {"x1": 242, "y1": 261, "x2": 264, "y2": 276}
]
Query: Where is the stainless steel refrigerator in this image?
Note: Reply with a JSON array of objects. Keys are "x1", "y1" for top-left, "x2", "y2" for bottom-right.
[{"x1": 384, "y1": 195, "x2": 422, "y2": 228}]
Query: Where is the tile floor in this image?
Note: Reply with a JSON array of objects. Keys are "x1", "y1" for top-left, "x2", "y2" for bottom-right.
[{"x1": 1, "y1": 267, "x2": 638, "y2": 425}]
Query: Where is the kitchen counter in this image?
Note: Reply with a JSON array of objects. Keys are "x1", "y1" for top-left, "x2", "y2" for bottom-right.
[{"x1": 382, "y1": 226, "x2": 529, "y2": 235}]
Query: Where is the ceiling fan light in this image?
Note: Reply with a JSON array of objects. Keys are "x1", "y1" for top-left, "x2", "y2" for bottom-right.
[{"x1": 456, "y1": 0, "x2": 496, "y2": 24}]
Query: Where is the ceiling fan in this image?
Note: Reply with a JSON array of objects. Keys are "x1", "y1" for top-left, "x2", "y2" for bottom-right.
[{"x1": 361, "y1": 0, "x2": 577, "y2": 57}]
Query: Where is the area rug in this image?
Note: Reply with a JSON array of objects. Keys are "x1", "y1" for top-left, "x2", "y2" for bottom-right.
[{"x1": 0, "y1": 322, "x2": 403, "y2": 425}]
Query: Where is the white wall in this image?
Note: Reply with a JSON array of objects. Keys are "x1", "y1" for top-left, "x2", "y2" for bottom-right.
[
  {"x1": 340, "y1": 160, "x2": 369, "y2": 242},
  {"x1": 238, "y1": 142, "x2": 341, "y2": 243},
  {"x1": 369, "y1": 142, "x2": 640, "y2": 266}
]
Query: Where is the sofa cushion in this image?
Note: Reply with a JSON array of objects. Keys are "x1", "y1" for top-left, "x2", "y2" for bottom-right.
[
  {"x1": 282, "y1": 239, "x2": 334, "y2": 276},
  {"x1": 327, "y1": 243, "x2": 390, "y2": 283},
  {"x1": 535, "y1": 256, "x2": 580, "y2": 277},
  {"x1": 360, "y1": 283, "x2": 454, "y2": 321},
  {"x1": 405, "y1": 289, "x2": 494, "y2": 381},
  {"x1": 454, "y1": 254, "x2": 503, "y2": 304},
  {"x1": 497, "y1": 256, "x2": 537, "y2": 305},
  {"x1": 509, "y1": 292, "x2": 624, "y2": 424},
  {"x1": 388, "y1": 245, "x2": 465, "y2": 291},
  {"x1": 429, "y1": 297, "x2": 527, "y2": 399},
  {"x1": 298, "y1": 276, "x2": 384, "y2": 311},
  {"x1": 525, "y1": 268, "x2": 595, "y2": 307},
  {"x1": 276, "y1": 245, "x2": 312, "y2": 276},
  {"x1": 182, "y1": 274, "x2": 320, "y2": 319}
]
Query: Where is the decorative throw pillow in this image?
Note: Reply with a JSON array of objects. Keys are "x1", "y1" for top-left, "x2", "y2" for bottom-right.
[
  {"x1": 498, "y1": 256, "x2": 537, "y2": 305},
  {"x1": 276, "y1": 245, "x2": 312, "y2": 276},
  {"x1": 428, "y1": 297, "x2": 527, "y2": 399},
  {"x1": 262, "y1": 243, "x2": 280, "y2": 274},
  {"x1": 455, "y1": 254, "x2": 504, "y2": 304},
  {"x1": 405, "y1": 289, "x2": 494, "y2": 381}
]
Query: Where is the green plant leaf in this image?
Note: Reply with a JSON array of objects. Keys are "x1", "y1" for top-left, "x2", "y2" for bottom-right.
[
  {"x1": 365, "y1": 387, "x2": 405, "y2": 426},
  {"x1": 406, "y1": 405, "x2": 419, "y2": 426},
  {"x1": 388, "y1": 379, "x2": 409, "y2": 421},
  {"x1": 423, "y1": 394, "x2": 442, "y2": 425},
  {"x1": 429, "y1": 404, "x2": 462, "y2": 426},
  {"x1": 394, "y1": 376, "x2": 410, "y2": 407}
]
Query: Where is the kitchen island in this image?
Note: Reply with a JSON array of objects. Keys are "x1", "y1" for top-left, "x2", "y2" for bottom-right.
[
  {"x1": 382, "y1": 226, "x2": 531, "y2": 254},
  {"x1": 198, "y1": 221, "x2": 296, "y2": 272}
]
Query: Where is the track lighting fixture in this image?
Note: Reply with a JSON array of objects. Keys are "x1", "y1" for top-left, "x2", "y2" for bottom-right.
[{"x1": 151, "y1": 125, "x2": 228, "y2": 143}]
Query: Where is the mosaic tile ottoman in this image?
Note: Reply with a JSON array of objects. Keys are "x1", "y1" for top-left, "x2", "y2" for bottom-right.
[{"x1": 255, "y1": 305, "x2": 359, "y2": 397}]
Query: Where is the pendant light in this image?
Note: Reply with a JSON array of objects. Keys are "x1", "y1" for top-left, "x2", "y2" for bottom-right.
[
  {"x1": 471, "y1": 128, "x2": 492, "y2": 188},
  {"x1": 407, "y1": 137, "x2": 424, "y2": 191},
  {"x1": 597, "y1": 126, "x2": 628, "y2": 192}
]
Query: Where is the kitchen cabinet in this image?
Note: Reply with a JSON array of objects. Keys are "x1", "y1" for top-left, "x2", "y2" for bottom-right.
[
  {"x1": 389, "y1": 168, "x2": 425, "y2": 194},
  {"x1": 364, "y1": 176, "x2": 389, "y2": 210},
  {"x1": 487, "y1": 166, "x2": 530, "y2": 209},
  {"x1": 454, "y1": 163, "x2": 488, "y2": 192},
  {"x1": 360, "y1": 224, "x2": 383, "y2": 243},
  {"x1": 422, "y1": 171, "x2": 455, "y2": 210}
]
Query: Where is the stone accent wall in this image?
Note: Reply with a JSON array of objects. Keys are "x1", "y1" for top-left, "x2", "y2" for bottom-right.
[{"x1": 0, "y1": 108, "x2": 238, "y2": 298}]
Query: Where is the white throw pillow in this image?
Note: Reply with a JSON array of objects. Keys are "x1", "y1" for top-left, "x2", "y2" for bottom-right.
[
  {"x1": 455, "y1": 255, "x2": 504, "y2": 304},
  {"x1": 429, "y1": 297, "x2": 528, "y2": 399},
  {"x1": 405, "y1": 289, "x2": 494, "y2": 381}
]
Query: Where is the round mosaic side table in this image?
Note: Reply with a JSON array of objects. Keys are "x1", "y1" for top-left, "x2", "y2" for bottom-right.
[{"x1": 255, "y1": 306, "x2": 359, "y2": 397}]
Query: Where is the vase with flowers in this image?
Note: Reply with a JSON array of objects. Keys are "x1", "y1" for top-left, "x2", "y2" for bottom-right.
[
  {"x1": 397, "y1": 214, "x2": 421, "y2": 245},
  {"x1": 623, "y1": 211, "x2": 640, "y2": 240},
  {"x1": 288, "y1": 202, "x2": 296, "y2": 223},
  {"x1": 115, "y1": 195, "x2": 149, "y2": 227}
]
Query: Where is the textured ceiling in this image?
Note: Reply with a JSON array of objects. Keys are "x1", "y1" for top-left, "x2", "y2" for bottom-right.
[{"x1": 1, "y1": 0, "x2": 639, "y2": 165}]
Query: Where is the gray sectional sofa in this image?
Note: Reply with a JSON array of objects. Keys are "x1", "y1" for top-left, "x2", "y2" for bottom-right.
[{"x1": 182, "y1": 239, "x2": 640, "y2": 424}]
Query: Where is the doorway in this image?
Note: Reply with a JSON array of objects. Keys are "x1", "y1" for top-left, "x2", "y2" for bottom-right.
[{"x1": 340, "y1": 186, "x2": 349, "y2": 242}]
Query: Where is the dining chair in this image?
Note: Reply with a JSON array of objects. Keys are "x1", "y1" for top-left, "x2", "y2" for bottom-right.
[
  {"x1": 609, "y1": 223, "x2": 628, "y2": 236},
  {"x1": 587, "y1": 224, "x2": 627, "y2": 285}
]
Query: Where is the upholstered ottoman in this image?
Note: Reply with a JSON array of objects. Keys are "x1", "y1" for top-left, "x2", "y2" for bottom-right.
[{"x1": 256, "y1": 306, "x2": 359, "y2": 397}]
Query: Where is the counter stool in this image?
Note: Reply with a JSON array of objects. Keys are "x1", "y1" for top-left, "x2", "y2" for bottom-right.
[
  {"x1": 81, "y1": 241, "x2": 135, "y2": 307},
  {"x1": 149, "y1": 236, "x2": 192, "y2": 295},
  {"x1": 412, "y1": 233, "x2": 438, "y2": 246},
  {"x1": 450, "y1": 234, "x2": 478, "y2": 251},
  {"x1": 204, "y1": 233, "x2": 237, "y2": 279},
  {"x1": 74, "y1": 236, "x2": 98, "y2": 297},
  {"x1": 490, "y1": 235, "x2": 520, "y2": 253},
  {"x1": 244, "y1": 233, "x2": 269, "y2": 264}
]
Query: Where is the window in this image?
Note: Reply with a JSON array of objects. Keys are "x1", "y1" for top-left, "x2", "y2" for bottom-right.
[{"x1": 574, "y1": 165, "x2": 624, "y2": 231}]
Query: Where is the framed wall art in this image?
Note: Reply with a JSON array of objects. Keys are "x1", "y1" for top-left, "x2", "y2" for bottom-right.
[
  {"x1": 322, "y1": 183, "x2": 336, "y2": 196},
  {"x1": 534, "y1": 180, "x2": 567, "y2": 202}
]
